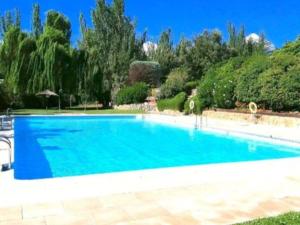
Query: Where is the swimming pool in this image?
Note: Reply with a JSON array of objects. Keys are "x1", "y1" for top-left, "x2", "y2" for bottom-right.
[{"x1": 14, "y1": 116, "x2": 300, "y2": 180}]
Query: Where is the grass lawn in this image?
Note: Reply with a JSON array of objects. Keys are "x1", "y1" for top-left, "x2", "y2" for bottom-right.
[
  {"x1": 8, "y1": 108, "x2": 144, "y2": 115},
  {"x1": 236, "y1": 212, "x2": 300, "y2": 225}
]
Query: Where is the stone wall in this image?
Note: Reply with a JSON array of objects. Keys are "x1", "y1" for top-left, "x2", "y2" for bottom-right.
[
  {"x1": 114, "y1": 103, "x2": 157, "y2": 112},
  {"x1": 202, "y1": 110, "x2": 300, "y2": 128}
]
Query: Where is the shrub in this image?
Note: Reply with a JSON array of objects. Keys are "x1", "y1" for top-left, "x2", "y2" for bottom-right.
[
  {"x1": 213, "y1": 57, "x2": 244, "y2": 109},
  {"x1": 0, "y1": 84, "x2": 11, "y2": 110},
  {"x1": 236, "y1": 55, "x2": 269, "y2": 103},
  {"x1": 184, "y1": 96, "x2": 205, "y2": 115},
  {"x1": 184, "y1": 81, "x2": 199, "y2": 95},
  {"x1": 115, "y1": 82, "x2": 149, "y2": 105},
  {"x1": 157, "y1": 92, "x2": 187, "y2": 112},
  {"x1": 128, "y1": 61, "x2": 162, "y2": 87},
  {"x1": 159, "y1": 67, "x2": 189, "y2": 99},
  {"x1": 197, "y1": 68, "x2": 217, "y2": 108},
  {"x1": 259, "y1": 54, "x2": 300, "y2": 111},
  {"x1": 213, "y1": 74, "x2": 236, "y2": 109},
  {"x1": 197, "y1": 57, "x2": 243, "y2": 109}
]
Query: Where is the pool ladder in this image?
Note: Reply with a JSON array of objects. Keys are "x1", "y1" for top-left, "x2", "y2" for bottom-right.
[{"x1": 0, "y1": 137, "x2": 12, "y2": 171}]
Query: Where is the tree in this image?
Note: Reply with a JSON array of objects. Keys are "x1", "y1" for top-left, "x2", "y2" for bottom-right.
[
  {"x1": 32, "y1": 4, "x2": 43, "y2": 38},
  {"x1": 46, "y1": 11, "x2": 71, "y2": 41},
  {"x1": 27, "y1": 11, "x2": 73, "y2": 94},
  {"x1": 0, "y1": 9, "x2": 21, "y2": 37},
  {"x1": 188, "y1": 30, "x2": 231, "y2": 79},
  {"x1": 128, "y1": 61, "x2": 162, "y2": 87},
  {"x1": 79, "y1": 0, "x2": 142, "y2": 104},
  {"x1": 150, "y1": 29, "x2": 176, "y2": 78},
  {"x1": 175, "y1": 37, "x2": 192, "y2": 69}
]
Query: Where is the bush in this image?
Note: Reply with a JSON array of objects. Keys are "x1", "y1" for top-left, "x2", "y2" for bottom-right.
[
  {"x1": 115, "y1": 82, "x2": 149, "y2": 105},
  {"x1": 213, "y1": 74, "x2": 236, "y2": 109},
  {"x1": 198, "y1": 57, "x2": 243, "y2": 109},
  {"x1": 157, "y1": 92, "x2": 187, "y2": 112},
  {"x1": 159, "y1": 67, "x2": 189, "y2": 99},
  {"x1": 259, "y1": 54, "x2": 300, "y2": 111},
  {"x1": 184, "y1": 81, "x2": 199, "y2": 95},
  {"x1": 236, "y1": 55, "x2": 269, "y2": 103},
  {"x1": 213, "y1": 57, "x2": 243, "y2": 109},
  {"x1": 0, "y1": 84, "x2": 11, "y2": 110},
  {"x1": 184, "y1": 96, "x2": 205, "y2": 115},
  {"x1": 197, "y1": 68, "x2": 217, "y2": 108},
  {"x1": 128, "y1": 61, "x2": 162, "y2": 87}
]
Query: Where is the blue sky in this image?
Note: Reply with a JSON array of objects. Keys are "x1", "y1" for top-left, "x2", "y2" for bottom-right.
[{"x1": 1, "y1": 0, "x2": 300, "y2": 47}]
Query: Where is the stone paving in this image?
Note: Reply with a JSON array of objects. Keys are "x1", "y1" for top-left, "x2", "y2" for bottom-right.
[
  {"x1": 1, "y1": 165, "x2": 300, "y2": 225},
  {"x1": 0, "y1": 184, "x2": 300, "y2": 225}
]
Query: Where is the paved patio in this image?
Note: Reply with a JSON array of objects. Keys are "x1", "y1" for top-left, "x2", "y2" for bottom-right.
[
  {"x1": 1, "y1": 157, "x2": 300, "y2": 225},
  {"x1": 0, "y1": 177, "x2": 300, "y2": 225}
]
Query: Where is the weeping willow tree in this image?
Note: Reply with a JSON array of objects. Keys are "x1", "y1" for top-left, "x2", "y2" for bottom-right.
[
  {"x1": 0, "y1": 26, "x2": 27, "y2": 94},
  {"x1": 26, "y1": 11, "x2": 73, "y2": 95}
]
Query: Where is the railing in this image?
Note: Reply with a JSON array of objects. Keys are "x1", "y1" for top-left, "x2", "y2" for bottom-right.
[{"x1": 0, "y1": 136, "x2": 12, "y2": 170}]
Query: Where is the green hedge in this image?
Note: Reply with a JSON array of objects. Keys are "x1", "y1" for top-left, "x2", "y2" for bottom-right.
[
  {"x1": 157, "y1": 92, "x2": 187, "y2": 112},
  {"x1": 115, "y1": 82, "x2": 149, "y2": 105},
  {"x1": 184, "y1": 81, "x2": 199, "y2": 95},
  {"x1": 184, "y1": 96, "x2": 205, "y2": 115},
  {"x1": 159, "y1": 67, "x2": 189, "y2": 99},
  {"x1": 236, "y1": 55, "x2": 269, "y2": 104}
]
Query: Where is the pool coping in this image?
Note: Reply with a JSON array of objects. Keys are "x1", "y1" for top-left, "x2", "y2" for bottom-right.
[{"x1": 1, "y1": 156, "x2": 300, "y2": 207}]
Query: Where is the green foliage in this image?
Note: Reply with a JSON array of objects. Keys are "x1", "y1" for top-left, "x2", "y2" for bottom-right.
[
  {"x1": 184, "y1": 96, "x2": 204, "y2": 115},
  {"x1": 259, "y1": 53, "x2": 300, "y2": 111},
  {"x1": 157, "y1": 92, "x2": 187, "y2": 112},
  {"x1": 0, "y1": 84, "x2": 11, "y2": 110},
  {"x1": 0, "y1": 3, "x2": 299, "y2": 113},
  {"x1": 27, "y1": 14, "x2": 73, "y2": 94},
  {"x1": 236, "y1": 55, "x2": 269, "y2": 103},
  {"x1": 188, "y1": 30, "x2": 232, "y2": 79},
  {"x1": 277, "y1": 37, "x2": 300, "y2": 56},
  {"x1": 227, "y1": 23, "x2": 266, "y2": 56},
  {"x1": 184, "y1": 81, "x2": 199, "y2": 95},
  {"x1": 115, "y1": 82, "x2": 149, "y2": 105},
  {"x1": 148, "y1": 29, "x2": 177, "y2": 77},
  {"x1": 32, "y1": 4, "x2": 43, "y2": 38},
  {"x1": 236, "y1": 212, "x2": 300, "y2": 225},
  {"x1": 45, "y1": 11, "x2": 71, "y2": 40},
  {"x1": 197, "y1": 68, "x2": 216, "y2": 108},
  {"x1": 175, "y1": 37, "x2": 192, "y2": 67},
  {"x1": 0, "y1": 9, "x2": 21, "y2": 37},
  {"x1": 198, "y1": 57, "x2": 243, "y2": 109},
  {"x1": 128, "y1": 61, "x2": 162, "y2": 87},
  {"x1": 159, "y1": 67, "x2": 189, "y2": 99},
  {"x1": 213, "y1": 58, "x2": 243, "y2": 108}
]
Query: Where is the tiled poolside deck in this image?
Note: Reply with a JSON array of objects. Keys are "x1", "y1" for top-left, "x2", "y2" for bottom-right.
[
  {"x1": 0, "y1": 178, "x2": 300, "y2": 225},
  {"x1": 1, "y1": 156, "x2": 300, "y2": 225}
]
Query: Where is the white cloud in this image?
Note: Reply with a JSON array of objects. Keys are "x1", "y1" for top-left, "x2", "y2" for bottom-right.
[
  {"x1": 246, "y1": 33, "x2": 275, "y2": 52},
  {"x1": 143, "y1": 41, "x2": 157, "y2": 55}
]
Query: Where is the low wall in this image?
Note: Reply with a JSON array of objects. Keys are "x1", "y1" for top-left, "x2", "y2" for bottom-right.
[
  {"x1": 203, "y1": 110, "x2": 300, "y2": 128},
  {"x1": 114, "y1": 103, "x2": 157, "y2": 112}
]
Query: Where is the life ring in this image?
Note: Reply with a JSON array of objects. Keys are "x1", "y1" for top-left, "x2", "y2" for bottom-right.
[
  {"x1": 249, "y1": 102, "x2": 258, "y2": 114},
  {"x1": 189, "y1": 100, "x2": 195, "y2": 110}
]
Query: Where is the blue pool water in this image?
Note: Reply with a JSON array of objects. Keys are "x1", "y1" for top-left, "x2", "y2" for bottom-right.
[{"x1": 14, "y1": 116, "x2": 300, "y2": 180}]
